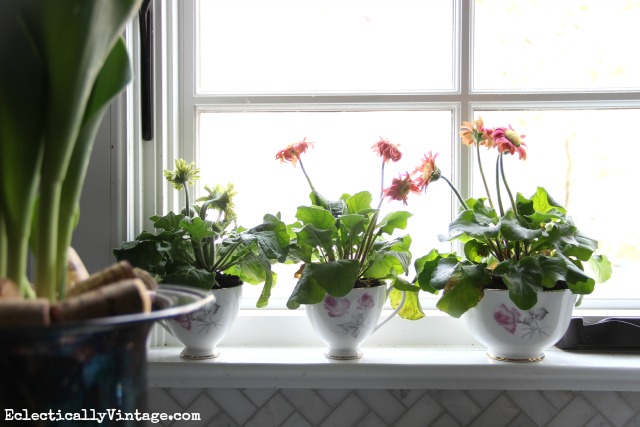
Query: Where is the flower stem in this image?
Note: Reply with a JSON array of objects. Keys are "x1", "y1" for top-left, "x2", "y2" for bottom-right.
[
  {"x1": 499, "y1": 154, "x2": 517, "y2": 216},
  {"x1": 184, "y1": 185, "x2": 191, "y2": 218},
  {"x1": 298, "y1": 158, "x2": 316, "y2": 192},
  {"x1": 499, "y1": 154, "x2": 521, "y2": 259},
  {"x1": 0, "y1": 211, "x2": 6, "y2": 279},
  {"x1": 380, "y1": 160, "x2": 385, "y2": 199},
  {"x1": 440, "y1": 176, "x2": 469, "y2": 210},
  {"x1": 495, "y1": 155, "x2": 505, "y2": 216},
  {"x1": 476, "y1": 142, "x2": 494, "y2": 209}
]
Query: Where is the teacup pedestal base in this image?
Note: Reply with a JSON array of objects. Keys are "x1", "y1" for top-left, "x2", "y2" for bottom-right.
[
  {"x1": 324, "y1": 348, "x2": 363, "y2": 360},
  {"x1": 180, "y1": 347, "x2": 220, "y2": 360}
]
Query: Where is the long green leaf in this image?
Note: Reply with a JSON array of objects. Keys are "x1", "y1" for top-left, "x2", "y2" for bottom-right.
[{"x1": 0, "y1": 1, "x2": 46, "y2": 296}]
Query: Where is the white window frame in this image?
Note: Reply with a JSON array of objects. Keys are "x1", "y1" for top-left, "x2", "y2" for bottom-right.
[{"x1": 126, "y1": 0, "x2": 640, "y2": 347}]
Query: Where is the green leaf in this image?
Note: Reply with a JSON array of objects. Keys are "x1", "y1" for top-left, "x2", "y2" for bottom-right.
[
  {"x1": 0, "y1": 1, "x2": 46, "y2": 295},
  {"x1": 390, "y1": 282, "x2": 424, "y2": 321},
  {"x1": 430, "y1": 257, "x2": 463, "y2": 290},
  {"x1": 557, "y1": 232, "x2": 598, "y2": 262},
  {"x1": 153, "y1": 212, "x2": 186, "y2": 232},
  {"x1": 296, "y1": 224, "x2": 334, "y2": 254},
  {"x1": 446, "y1": 210, "x2": 500, "y2": 241},
  {"x1": 466, "y1": 198, "x2": 499, "y2": 224},
  {"x1": 463, "y1": 240, "x2": 491, "y2": 263},
  {"x1": 345, "y1": 191, "x2": 373, "y2": 214},
  {"x1": 494, "y1": 257, "x2": 544, "y2": 310},
  {"x1": 499, "y1": 211, "x2": 543, "y2": 241},
  {"x1": 435, "y1": 264, "x2": 489, "y2": 318},
  {"x1": 537, "y1": 255, "x2": 568, "y2": 288},
  {"x1": 588, "y1": 254, "x2": 612, "y2": 283},
  {"x1": 414, "y1": 249, "x2": 448, "y2": 294},
  {"x1": 561, "y1": 255, "x2": 596, "y2": 294},
  {"x1": 376, "y1": 211, "x2": 412, "y2": 235},
  {"x1": 286, "y1": 265, "x2": 327, "y2": 309},
  {"x1": 180, "y1": 217, "x2": 216, "y2": 242},
  {"x1": 337, "y1": 214, "x2": 366, "y2": 234},
  {"x1": 113, "y1": 240, "x2": 167, "y2": 274},
  {"x1": 244, "y1": 214, "x2": 290, "y2": 260},
  {"x1": 164, "y1": 266, "x2": 216, "y2": 290},
  {"x1": 531, "y1": 187, "x2": 566, "y2": 214},
  {"x1": 296, "y1": 205, "x2": 336, "y2": 229},
  {"x1": 306, "y1": 259, "x2": 360, "y2": 297},
  {"x1": 309, "y1": 190, "x2": 347, "y2": 217}
]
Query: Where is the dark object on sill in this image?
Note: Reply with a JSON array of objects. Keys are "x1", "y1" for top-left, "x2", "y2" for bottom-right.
[
  {"x1": 556, "y1": 317, "x2": 640, "y2": 351},
  {"x1": 139, "y1": 0, "x2": 153, "y2": 141}
]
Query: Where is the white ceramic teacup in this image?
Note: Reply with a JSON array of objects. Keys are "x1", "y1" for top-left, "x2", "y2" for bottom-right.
[
  {"x1": 160, "y1": 285, "x2": 242, "y2": 360},
  {"x1": 305, "y1": 285, "x2": 405, "y2": 360}
]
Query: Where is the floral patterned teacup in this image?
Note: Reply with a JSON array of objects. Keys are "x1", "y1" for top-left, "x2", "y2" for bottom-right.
[
  {"x1": 161, "y1": 285, "x2": 242, "y2": 360},
  {"x1": 305, "y1": 285, "x2": 405, "y2": 360},
  {"x1": 463, "y1": 289, "x2": 576, "y2": 362}
]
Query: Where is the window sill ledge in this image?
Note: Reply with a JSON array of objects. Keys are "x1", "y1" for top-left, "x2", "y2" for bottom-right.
[{"x1": 147, "y1": 346, "x2": 640, "y2": 392}]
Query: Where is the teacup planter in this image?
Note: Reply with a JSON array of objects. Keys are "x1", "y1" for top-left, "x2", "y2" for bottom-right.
[
  {"x1": 463, "y1": 289, "x2": 576, "y2": 362},
  {"x1": 162, "y1": 284, "x2": 242, "y2": 360},
  {"x1": 305, "y1": 285, "x2": 404, "y2": 360}
]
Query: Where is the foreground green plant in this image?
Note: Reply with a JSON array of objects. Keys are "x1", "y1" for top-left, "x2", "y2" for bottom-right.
[
  {"x1": 410, "y1": 118, "x2": 612, "y2": 317},
  {"x1": 0, "y1": 0, "x2": 142, "y2": 301},
  {"x1": 114, "y1": 159, "x2": 290, "y2": 307}
]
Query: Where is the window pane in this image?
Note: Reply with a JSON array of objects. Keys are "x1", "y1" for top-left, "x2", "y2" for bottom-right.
[
  {"x1": 473, "y1": 0, "x2": 640, "y2": 91},
  {"x1": 473, "y1": 110, "x2": 640, "y2": 301},
  {"x1": 198, "y1": 110, "x2": 453, "y2": 306},
  {"x1": 198, "y1": 0, "x2": 455, "y2": 93}
]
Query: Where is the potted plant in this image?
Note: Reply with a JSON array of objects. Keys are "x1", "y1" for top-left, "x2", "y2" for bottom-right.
[
  {"x1": 0, "y1": 0, "x2": 212, "y2": 418},
  {"x1": 408, "y1": 118, "x2": 612, "y2": 361},
  {"x1": 275, "y1": 138, "x2": 423, "y2": 359},
  {"x1": 114, "y1": 158, "x2": 290, "y2": 359}
]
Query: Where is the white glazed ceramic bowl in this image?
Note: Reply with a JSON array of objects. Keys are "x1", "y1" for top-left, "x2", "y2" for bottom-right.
[
  {"x1": 462, "y1": 289, "x2": 576, "y2": 362},
  {"x1": 305, "y1": 286, "x2": 387, "y2": 360},
  {"x1": 165, "y1": 285, "x2": 242, "y2": 359}
]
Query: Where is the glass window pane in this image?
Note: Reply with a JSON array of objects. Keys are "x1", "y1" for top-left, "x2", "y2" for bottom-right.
[
  {"x1": 472, "y1": 109, "x2": 640, "y2": 301},
  {"x1": 473, "y1": 0, "x2": 640, "y2": 91},
  {"x1": 198, "y1": 110, "x2": 453, "y2": 306},
  {"x1": 198, "y1": 0, "x2": 455, "y2": 93}
]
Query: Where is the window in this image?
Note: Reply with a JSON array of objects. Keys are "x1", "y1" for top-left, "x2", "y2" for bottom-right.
[{"x1": 134, "y1": 0, "x2": 640, "y2": 324}]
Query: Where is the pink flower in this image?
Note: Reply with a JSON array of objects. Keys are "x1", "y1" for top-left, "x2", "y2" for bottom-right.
[
  {"x1": 371, "y1": 137, "x2": 402, "y2": 163},
  {"x1": 491, "y1": 126, "x2": 527, "y2": 160},
  {"x1": 493, "y1": 304, "x2": 521, "y2": 334},
  {"x1": 412, "y1": 151, "x2": 440, "y2": 192},
  {"x1": 357, "y1": 293, "x2": 375, "y2": 310},
  {"x1": 383, "y1": 172, "x2": 421, "y2": 205},
  {"x1": 275, "y1": 138, "x2": 315, "y2": 166},
  {"x1": 324, "y1": 296, "x2": 351, "y2": 318}
]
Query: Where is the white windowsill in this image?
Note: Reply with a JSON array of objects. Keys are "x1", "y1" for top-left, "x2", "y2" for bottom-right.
[{"x1": 147, "y1": 346, "x2": 640, "y2": 392}]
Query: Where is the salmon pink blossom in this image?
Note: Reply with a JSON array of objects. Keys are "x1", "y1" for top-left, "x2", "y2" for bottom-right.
[
  {"x1": 275, "y1": 138, "x2": 314, "y2": 166},
  {"x1": 371, "y1": 137, "x2": 402, "y2": 163},
  {"x1": 383, "y1": 173, "x2": 420, "y2": 205}
]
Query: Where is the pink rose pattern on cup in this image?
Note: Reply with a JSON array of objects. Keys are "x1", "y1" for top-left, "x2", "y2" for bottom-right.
[
  {"x1": 493, "y1": 303, "x2": 551, "y2": 338},
  {"x1": 323, "y1": 293, "x2": 376, "y2": 338}
]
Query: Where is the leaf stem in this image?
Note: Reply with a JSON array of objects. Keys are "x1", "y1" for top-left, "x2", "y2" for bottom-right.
[{"x1": 36, "y1": 182, "x2": 62, "y2": 302}]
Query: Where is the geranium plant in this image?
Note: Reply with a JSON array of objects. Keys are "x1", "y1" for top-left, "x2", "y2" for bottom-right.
[
  {"x1": 114, "y1": 159, "x2": 290, "y2": 307},
  {"x1": 276, "y1": 138, "x2": 423, "y2": 320},
  {"x1": 409, "y1": 118, "x2": 612, "y2": 317}
]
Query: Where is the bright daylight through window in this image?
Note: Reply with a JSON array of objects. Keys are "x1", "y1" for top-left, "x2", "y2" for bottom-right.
[{"x1": 174, "y1": 0, "x2": 640, "y2": 310}]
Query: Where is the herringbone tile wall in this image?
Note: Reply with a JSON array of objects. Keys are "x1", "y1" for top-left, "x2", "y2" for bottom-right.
[{"x1": 147, "y1": 388, "x2": 640, "y2": 427}]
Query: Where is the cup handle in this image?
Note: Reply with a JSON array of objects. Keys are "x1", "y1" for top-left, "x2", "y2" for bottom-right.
[{"x1": 375, "y1": 288, "x2": 406, "y2": 332}]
